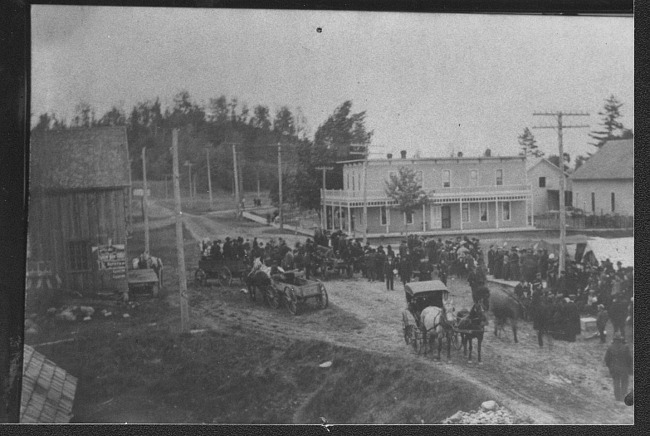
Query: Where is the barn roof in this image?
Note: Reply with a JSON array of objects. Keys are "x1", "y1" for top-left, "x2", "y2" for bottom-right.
[
  {"x1": 30, "y1": 126, "x2": 130, "y2": 191},
  {"x1": 571, "y1": 138, "x2": 633, "y2": 180},
  {"x1": 21, "y1": 345, "x2": 77, "y2": 423}
]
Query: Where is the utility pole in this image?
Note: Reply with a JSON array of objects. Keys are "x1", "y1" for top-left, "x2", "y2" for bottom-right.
[
  {"x1": 141, "y1": 147, "x2": 150, "y2": 254},
  {"x1": 171, "y1": 129, "x2": 190, "y2": 333},
  {"x1": 127, "y1": 158, "x2": 133, "y2": 230},
  {"x1": 278, "y1": 142, "x2": 283, "y2": 229},
  {"x1": 315, "y1": 166, "x2": 334, "y2": 230},
  {"x1": 184, "y1": 161, "x2": 193, "y2": 198},
  {"x1": 350, "y1": 146, "x2": 370, "y2": 244},
  {"x1": 533, "y1": 111, "x2": 589, "y2": 275},
  {"x1": 232, "y1": 143, "x2": 240, "y2": 218},
  {"x1": 206, "y1": 146, "x2": 213, "y2": 208}
]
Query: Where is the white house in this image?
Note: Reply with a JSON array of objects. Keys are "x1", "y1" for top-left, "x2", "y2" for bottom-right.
[
  {"x1": 570, "y1": 138, "x2": 633, "y2": 216},
  {"x1": 526, "y1": 157, "x2": 572, "y2": 216}
]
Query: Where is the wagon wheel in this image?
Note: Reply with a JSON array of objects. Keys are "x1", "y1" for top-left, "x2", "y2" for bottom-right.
[
  {"x1": 411, "y1": 329, "x2": 423, "y2": 354},
  {"x1": 316, "y1": 283, "x2": 328, "y2": 309},
  {"x1": 402, "y1": 312, "x2": 413, "y2": 345},
  {"x1": 152, "y1": 282, "x2": 160, "y2": 298},
  {"x1": 452, "y1": 330, "x2": 462, "y2": 350},
  {"x1": 265, "y1": 286, "x2": 280, "y2": 309},
  {"x1": 194, "y1": 268, "x2": 207, "y2": 287},
  {"x1": 284, "y1": 286, "x2": 299, "y2": 316},
  {"x1": 216, "y1": 266, "x2": 233, "y2": 287}
]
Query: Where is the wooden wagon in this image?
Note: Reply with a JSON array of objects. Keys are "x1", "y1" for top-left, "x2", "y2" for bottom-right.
[
  {"x1": 128, "y1": 269, "x2": 161, "y2": 297},
  {"x1": 401, "y1": 280, "x2": 460, "y2": 353},
  {"x1": 194, "y1": 256, "x2": 250, "y2": 287},
  {"x1": 273, "y1": 271, "x2": 329, "y2": 315}
]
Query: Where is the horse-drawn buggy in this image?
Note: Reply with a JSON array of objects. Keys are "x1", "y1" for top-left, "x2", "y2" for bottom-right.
[
  {"x1": 194, "y1": 256, "x2": 250, "y2": 287},
  {"x1": 311, "y1": 246, "x2": 352, "y2": 279},
  {"x1": 402, "y1": 280, "x2": 460, "y2": 359}
]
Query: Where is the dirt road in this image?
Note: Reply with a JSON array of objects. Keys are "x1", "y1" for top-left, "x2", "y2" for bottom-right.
[{"x1": 156, "y1": 201, "x2": 633, "y2": 424}]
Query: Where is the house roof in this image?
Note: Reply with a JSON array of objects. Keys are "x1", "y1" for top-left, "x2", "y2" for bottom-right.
[
  {"x1": 338, "y1": 155, "x2": 526, "y2": 165},
  {"x1": 21, "y1": 345, "x2": 77, "y2": 423},
  {"x1": 526, "y1": 157, "x2": 570, "y2": 177},
  {"x1": 30, "y1": 127, "x2": 130, "y2": 191},
  {"x1": 571, "y1": 138, "x2": 633, "y2": 180}
]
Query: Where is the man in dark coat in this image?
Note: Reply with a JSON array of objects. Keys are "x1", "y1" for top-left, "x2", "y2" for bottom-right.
[
  {"x1": 384, "y1": 255, "x2": 395, "y2": 291},
  {"x1": 487, "y1": 245, "x2": 496, "y2": 275},
  {"x1": 532, "y1": 294, "x2": 552, "y2": 347},
  {"x1": 510, "y1": 248, "x2": 520, "y2": 282},
  {"x1": 418, "y1": 259, "x2": 432, "y2": 281},
  {"x1": 563, "y1": 298, "x2": 581, "y2": 342},
  {"x1": 596, "y1": 304, "x2": 609, "y2": 344},
  {"x1": 493, "y1": 248, "x2": 503, "y2": 279},
  {"x1": 609, "y1": 295, "x2": 628, "y2": 340},
  {"x1": 605, "y1": 334, "x2": 633, "y2": 402},
  {"x1": 398, "y1": 255, "x2": 412, "y2": 286},
  {"x1": 375, "y1": 248, "x2": 386, "y2": 282}
]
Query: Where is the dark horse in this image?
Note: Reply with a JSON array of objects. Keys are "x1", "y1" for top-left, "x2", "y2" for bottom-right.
[
  {"x1": 245, "y1": 269, "x2": 279, "y2": 308},
  {"x1": 490, "y1": 288, "x2": 525, "y2": 343},
  {"x1": 456, "y1": 302, "x2": 488, "y2": 362}
]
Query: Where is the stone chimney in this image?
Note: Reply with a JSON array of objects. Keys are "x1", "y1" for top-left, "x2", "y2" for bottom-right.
[{"x1": 400, "y1": 150, "x2": 407, "y2": 159}]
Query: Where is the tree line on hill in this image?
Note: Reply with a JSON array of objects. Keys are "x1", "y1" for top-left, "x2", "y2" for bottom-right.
[{"x1": 31, "y1": 93, "x2": 372, "y2": 211}]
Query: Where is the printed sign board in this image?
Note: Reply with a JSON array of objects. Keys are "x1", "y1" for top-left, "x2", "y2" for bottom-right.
[
  {"x1": 92, "y1": 244, "x2": 127, "y2": 280},
  {"x1": 133, "y1": 188, "x2": 151, "y2": 197}
]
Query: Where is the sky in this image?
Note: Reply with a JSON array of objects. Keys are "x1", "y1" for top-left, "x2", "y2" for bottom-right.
[{"x1": 32, "y1": 7, "x2": 633, "y2": 161}]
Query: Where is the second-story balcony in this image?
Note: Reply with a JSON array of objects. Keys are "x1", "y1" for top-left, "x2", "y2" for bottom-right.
[{"x1": 322, "y1": 184, "x2": 532, "y2": 207}]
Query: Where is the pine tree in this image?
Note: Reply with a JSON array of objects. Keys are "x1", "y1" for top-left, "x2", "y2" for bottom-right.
[
  {"x1": 518, "y1": 127, "x2": 544, "y2": 158},
  {"x1": 588, "y1": 95, "x2": 628, "y2": 148}
]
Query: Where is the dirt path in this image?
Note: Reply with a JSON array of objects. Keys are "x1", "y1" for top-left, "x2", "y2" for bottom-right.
[{"x1": 153, "y1": 200, "x2": 633, "y2": 424}]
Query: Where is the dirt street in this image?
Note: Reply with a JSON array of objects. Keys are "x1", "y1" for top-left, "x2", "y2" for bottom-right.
[{"x1": 157, "y1": 201, "x2": 633, "y2": 424}]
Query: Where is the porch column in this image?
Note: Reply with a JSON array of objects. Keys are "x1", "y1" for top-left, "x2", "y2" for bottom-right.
[
  {"x1": 459, "y1": 198, "x2": 463, "y2": 231},
  {"x1": 338, "y1": 201, "x2": 343, "y2": 231},
  {"x1": 385, "y1": 200, "x2": 389, "y2": 234},
  {"x1": 531, "y1": 194, "x2": 535, "y2": 227},
  {"x1": 422, "y1": 203, "x2": 426, "y2": 232},
  {"x1": 347, "y1": 203, "x2": 352, "y2": 233},
  {"x1": 495, "y1": 199, "x2": 499, "y2": 229}
]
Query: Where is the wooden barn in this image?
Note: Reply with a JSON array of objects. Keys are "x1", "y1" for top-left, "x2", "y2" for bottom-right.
[{"x1": 28, "y1": 127, "x2": 130, "y2": 296}]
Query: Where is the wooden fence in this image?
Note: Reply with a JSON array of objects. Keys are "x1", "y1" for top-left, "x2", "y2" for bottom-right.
[{"x1": 535, "y1": 213, "x2": 633, "y2": 229}]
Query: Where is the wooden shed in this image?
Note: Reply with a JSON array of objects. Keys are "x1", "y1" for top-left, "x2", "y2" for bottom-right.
[{"x1": 28, "y1": 127, "x2": 130, "y2": 296}]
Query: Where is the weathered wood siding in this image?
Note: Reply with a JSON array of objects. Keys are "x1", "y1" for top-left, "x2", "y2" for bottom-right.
[{"x1": 28, "y1": 187, "x2": 129, "y2": 295}]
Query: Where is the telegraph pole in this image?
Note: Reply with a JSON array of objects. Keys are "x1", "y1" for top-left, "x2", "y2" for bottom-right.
[
  {"x1": 184, "y1": 161, "x2": 193, "y2": 198},
  {"x1": 172, "y1": 129, "x2": 190, "y2": 333},
  {"x1": 206, "y1": 146, "x2": 213, "y2": 208},
  {"x1": 278, "y1": 142, "x2": 283, "y2": 229},
  {"x1": 533, "y1": 111, "x2": 589, "y2": 275},
  {"x1": 315, "y1": 166, "x2": 334, "y2": 230},
  {"x1": 141, "y1": 147, "x2": 150, "y2": 254},
  {"x1": 232, "y1": 143, "x2": 240, "y2": 218}
]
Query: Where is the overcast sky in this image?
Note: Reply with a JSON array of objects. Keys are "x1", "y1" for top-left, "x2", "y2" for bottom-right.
[{"x1": 32, "y1": 6, "x2": 633, "y2": 160}]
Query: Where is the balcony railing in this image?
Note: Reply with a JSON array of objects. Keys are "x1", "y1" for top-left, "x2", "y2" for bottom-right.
[{"x1": 323, "y1": 184, "x2": 530, "y2": 202}]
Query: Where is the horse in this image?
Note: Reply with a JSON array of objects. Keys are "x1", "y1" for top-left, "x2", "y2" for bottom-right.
[
  {"x1": 419, "y1": 301, "x2": 456, "y2": 361},
  {"x1": 456, "y1": 302, "x2": 488, "y2": 362},
  {"x1": 244, "y1": 259, "x2": 278, "y2": 307},
  {"x1": 489, "y1": 288, "x2": 525, "y2": 343}
]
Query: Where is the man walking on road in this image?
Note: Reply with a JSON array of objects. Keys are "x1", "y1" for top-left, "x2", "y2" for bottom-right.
[{"x1": 605, "y1": 333, "x2": 633, "y2": 402}]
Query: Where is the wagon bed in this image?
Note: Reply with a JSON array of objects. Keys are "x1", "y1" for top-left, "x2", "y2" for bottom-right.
[
  {"x1": 195, "y1": 256, "x2": 250, "y2": 287},
  {"x1": 274, "y1": 272, "x2": 328, "y2": 315},
  {"x1": 128, "y1": 269, "x2": 161, "y2": 296}
]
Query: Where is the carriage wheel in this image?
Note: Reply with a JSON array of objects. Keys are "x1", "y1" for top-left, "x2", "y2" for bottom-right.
[
  {"x1": 194, "y1": 269, "x2": 207, "y2": 287},
  {"x1": 285, "y1": 287, "x2": 299, "y2": 316},
  {"x1": 402, "y1": 312, "x2": 413, "y2": 345},
  {"x1": 316, "y1": 284, "x2": 328, "y2": 309},
  {"x1": 265, "y1": 286, "x2": 280, "y2": 309},
  {"x1": 412, "y1": 330, "x2": 423, "y2": 354},
  {"x1": 452, "y1": 330, "x2": 462, "y2": 350},
  {"x1": 216, "y1": 267, "x2": 233, "y2": 287},
  {"x1": 152, "y1": 282, "x2": 160, "y2": 298}
]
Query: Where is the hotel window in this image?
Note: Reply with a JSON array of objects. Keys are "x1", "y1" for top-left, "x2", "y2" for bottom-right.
[
  {"x1": 539, "y1": 177, "x2": 546, "y2": 188},
  {"x1": 496, "y1": 169, "x2": 503, "y2": 186},
  {"x1": 611, "y1": 192, "x2": 616, "y2": 213},
  {"x1": 591, "y1": 192, "x2": 596, "y2": 213},
  {"x1": 461, "y1": 203, "x2": 470, "y2": 223},
  {"x1": 470, "y1": 170, "x2": 478, "y2": 187},
  {"x1": 352, "y1": 173, "x2": 355, "y2": 191},
  {"x1": 442, "y1": 170, "x2": 451, "y2": 188},
  {"x1": 358, "y1": 174, "x2": 361, "y2": 191},
  {"x1": 502, "y1": 201, "x2": 511, "y2": 221},
  {"x1": 380, "y1": 207, "x2": 388, "y2": 225},
  {"x1": 346, "y1": 173, "x2": 350, "y2": 190},
  {"x1": 480, "y1": 202, "x2": 488, "y2": 222},
  {"x1": 405, "y1": 211, "x2": 413, "y2": 225}
]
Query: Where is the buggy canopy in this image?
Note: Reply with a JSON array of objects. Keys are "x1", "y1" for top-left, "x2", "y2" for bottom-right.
[
  {"x1": 583, "y1": 237, "x2": 634, "y2": 268},
  {"x1": 404, "y1": 280, "x2": 449, "y2": 296}
]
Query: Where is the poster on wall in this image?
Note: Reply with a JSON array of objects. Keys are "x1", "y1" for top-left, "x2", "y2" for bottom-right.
[{"x1": 93, "y1": 244, "x2": 127, "y2": 280}]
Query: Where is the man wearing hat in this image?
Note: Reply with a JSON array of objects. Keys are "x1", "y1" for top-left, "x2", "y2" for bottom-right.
[
  {"x1": 597, "y1": 304, "x2": 609, "y2": 343},
  {"x1": 605, "y1": 333, "x2": 633, "y2": 402}
]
